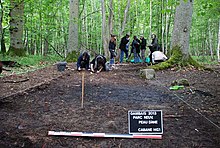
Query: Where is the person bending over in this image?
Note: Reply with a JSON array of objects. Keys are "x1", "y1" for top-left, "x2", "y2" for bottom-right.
[
  {"x1": 77, "y1": 52, "x2": 90, "y2": 71},
  {"x1": 90, "y1": 55, "x2": 107, "y2": 73}
]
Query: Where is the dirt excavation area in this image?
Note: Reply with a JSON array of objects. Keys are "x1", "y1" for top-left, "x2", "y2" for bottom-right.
[{"x1": 0, "y1": 63, "x2": 220, "y2": 148}]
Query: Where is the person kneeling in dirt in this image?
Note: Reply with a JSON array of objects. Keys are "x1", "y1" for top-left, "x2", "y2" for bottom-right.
[
  {"x1": 77, "y1": 52, "x2": 90, "y2": 71},
  {"x1": 151, "y1": 51, "x2": 168, "y2": 64},
  {"x1": 90, "y1": 55, "x2": 107, "y2": 73}
]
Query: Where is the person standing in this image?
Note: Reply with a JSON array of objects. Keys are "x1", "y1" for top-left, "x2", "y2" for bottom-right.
[
  {"x1": 109, "y1": 34, "x2": 117, "y2": 67},
  {"x1": 119, "y1": 34, "x2": 130, "y2": 63},
  {"x1": 148, "y1": 34, "x2": 159, "y2": 63},
  {"x1": 140, "y1": 35, "x2": 147, "y2": 63},
  {"x1": 130, "y1": 36, "x2": 140, "y2": 63}
]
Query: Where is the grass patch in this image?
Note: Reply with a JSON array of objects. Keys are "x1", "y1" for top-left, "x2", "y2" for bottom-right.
[
  {"x1": 0, "y1": 54, "x2": 63, "y2": 77},
  {"x1": 149, "y1": 47, "x2": 204, "y2": 71},
  {"x1": 191, "y1": 56, "x2": 219, "y2": 65}
]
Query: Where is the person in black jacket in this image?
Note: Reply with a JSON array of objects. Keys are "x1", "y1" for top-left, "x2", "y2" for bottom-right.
[
  {"x1": 119, "y1": 34, "x2": 130, "y2": 63},
  {"x1": 77, "y1": 52, "x2": 90, "y2": 71},
  {"x1": 109, "y1": 34, "x2": 117, "y2": 66},
  {"x1": 129, "y1": 36, "x2": 140, "y2": 63},
  {"x1": 148, "y1": 34, "x2": 159, "y2": 63},
  {"x1": 140, "y1": 35, "x2": 147, "y2": 63}
]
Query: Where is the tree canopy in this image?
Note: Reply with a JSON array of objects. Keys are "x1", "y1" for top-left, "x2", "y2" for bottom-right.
[{"x1": 0, "y1": 0, "x2": 219, "y2": 62}]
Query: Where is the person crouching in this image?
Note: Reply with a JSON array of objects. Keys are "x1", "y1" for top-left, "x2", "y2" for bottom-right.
[
  {"x1": 90, "y1": 55, "x2": 107, "y2": 73},
  {"x1": 77, "y1": 52, "x2": 90, "y2": 71}
]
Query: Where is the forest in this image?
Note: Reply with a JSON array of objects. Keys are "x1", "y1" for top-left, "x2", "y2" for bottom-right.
[
  {"x1": 0, "y1": 0, "x2": 219, "y2": 62},
  {"x1": 0, "y1": 0, "x2": 220, "y2": 147}
]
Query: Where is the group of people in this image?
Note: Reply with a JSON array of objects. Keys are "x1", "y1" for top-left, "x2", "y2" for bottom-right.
[
  {"x1": 77, "y1": 33, "x2": 167, "y2": 73},
  {"x1": 116, "y1": 33, "x2": 167, "y2": 64},
  {"x1": 77, "y1": 52, "x2": 107, "y2": 73}
]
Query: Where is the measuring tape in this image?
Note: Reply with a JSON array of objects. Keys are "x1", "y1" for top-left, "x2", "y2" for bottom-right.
[{"x1": 48, "y1": 131, "x2": 162, "y2": 139}]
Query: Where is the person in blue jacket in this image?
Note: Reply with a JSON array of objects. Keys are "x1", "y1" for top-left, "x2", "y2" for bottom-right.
[{"x1": 77, "y1": 52, "x2": 90, "y2": 71}]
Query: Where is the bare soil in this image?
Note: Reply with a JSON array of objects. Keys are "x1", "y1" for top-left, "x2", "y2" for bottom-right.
[{"x1": 0, "y1": 63, "x2": 220, "y2": 148}]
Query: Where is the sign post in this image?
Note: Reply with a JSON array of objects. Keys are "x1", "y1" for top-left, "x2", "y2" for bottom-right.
[{"x1": 128, "y1": 110, "x2": 163, "y2": 135}]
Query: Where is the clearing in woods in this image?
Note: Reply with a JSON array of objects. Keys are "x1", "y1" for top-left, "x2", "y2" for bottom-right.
[{"x1": 0, "y1": 63, "x2": 219, "y2": 147}]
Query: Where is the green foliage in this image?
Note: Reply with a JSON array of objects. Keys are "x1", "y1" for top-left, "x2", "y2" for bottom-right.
[
  {"x1": 19, "y1": 55, "x2": 63, "y2": 66},
  {"x1": 7, "y1": 47, "x2": 26, "y2": 57},
  {"x1": 192, "y1": 56, "x2": 219, "y2": 65},
  {"x1": 150, "y1": 47, "x2": 182, "y2": 70},
  {"x1": 0, "y1": 54, "x2": 62, "y2": 66},
  {"x1": 65, "y1": 50, "x2": 80, "y2": 62},
  {"x1": 150, "y1": 46, "x2": 203, "y2": 70},
  {"x1": 0, "y1": 54, "x2": 63, "y2": 77}
]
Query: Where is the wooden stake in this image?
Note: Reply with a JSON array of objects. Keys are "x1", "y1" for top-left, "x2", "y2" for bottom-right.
[{"x1": 81, "y1": 72, "x2": 85, "y2": 108}]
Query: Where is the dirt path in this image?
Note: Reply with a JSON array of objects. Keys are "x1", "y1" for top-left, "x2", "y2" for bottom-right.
[{"x1": 0, "y1": 64, "x2": 219, "y2": 147}]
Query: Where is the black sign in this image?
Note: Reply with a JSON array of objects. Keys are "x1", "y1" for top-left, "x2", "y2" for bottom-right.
[{"x1": 128, "y1": 110, "x2": 163, "y2": 134}]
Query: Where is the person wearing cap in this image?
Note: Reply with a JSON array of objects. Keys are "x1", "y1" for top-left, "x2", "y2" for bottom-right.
[
  {"x1": 140, "y1": 35, "x2": 147, "y2": 63},
  {"x1": 119, "y1": 34, "x2": 130, "y2": 63}
]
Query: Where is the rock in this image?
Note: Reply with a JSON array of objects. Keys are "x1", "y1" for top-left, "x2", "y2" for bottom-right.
[
  {"x1": 171, "y1": 78, "x2": 190, "y2": 86},
  {"x1": 57, "y1": 61, "x2": 67, "y2": 72},
  {"x1": 105, "y1": 121, "x2": 117, "y2": 131},
  {"x1": 140, "y1": 69, "x2": 155, "y2": 79},
  {"x1": 178, "y1": 78, "x2": 190, "y2": 86}
]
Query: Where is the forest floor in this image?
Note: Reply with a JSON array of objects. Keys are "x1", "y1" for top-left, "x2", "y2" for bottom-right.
[{"x1": 0, "y1": 62, "x2": 220, "y2": 148}]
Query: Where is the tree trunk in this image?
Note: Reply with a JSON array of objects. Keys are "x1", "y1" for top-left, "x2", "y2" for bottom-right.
[
  {"x1": 151, "y1": 0, "x2": 201, "y2": 70},
  {"x1": 161, "y1": 0, "x2": 165, "y2": 53},
  {"x1": 208, "y1": 19, "x2": 214, "y2": 60},
  {"x1": 120, "y1": 0, "x2": 130, "y2": 37},
  {"x1": 8, "y1": 0, "x2": 25, "y2": 56},
  {"x1": 149, "y1": 0, "x2": 152, "y2": 39},
  {"x1": 217, "y1": 19, "x2": 220, "y2": 62},
  {"x1": 165, "y1": 0, "x2": 170, "y2": 55},
  {"x1": 108, "y1": 0, "x2": 113, "y2": 36},
  {"x1": 101, "y1": 0, "x2": 108, "y2": 57},
  {"x1": 67, "y1": 0, "x2": 79, "y2": 53},
  {"x1": 44, "y1": 38, "x2": 49, "y2": 56},
  {"x1": 0, "y1": 1, "x2": 6, "y2": 54},
  {"x1": 0, "y1": 1, "x2": 3, "y2": 53},
  {"x1": 171, "y1": 0, "x2": 193, "y2": 59}
]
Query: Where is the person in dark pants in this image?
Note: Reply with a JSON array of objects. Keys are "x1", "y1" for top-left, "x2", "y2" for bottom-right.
[
  {"x1": 119, "y1": 34, "x2": 130, "y2": 63},
  {"x1": 77, "y1": 52, "x2": 90, "y2": 71},
  {"x1": 148, "y1": 34, "x2": 159, "y2": 63},
  {"x1": 90, "y1": 55, "x2": 107, "y2": 73},
  {"x1": 140, "y1": 35, "x2": 147, "y2": 63},
  {"x1": 109, "y1": 34, "x2": 117, "y2": 66},
  {"x1": 129, "y1": 36, "x2": 140, "y2": 63}
]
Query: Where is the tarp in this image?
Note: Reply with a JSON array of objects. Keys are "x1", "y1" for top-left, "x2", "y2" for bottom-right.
[
  {"x1": 152, "y1": 51, "x2": 167, "y2": 63},
  {"x1": 130, "y1": 57, "x2": 150, "y2": 63}
]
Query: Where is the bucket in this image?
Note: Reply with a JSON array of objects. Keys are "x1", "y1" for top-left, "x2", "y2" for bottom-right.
[{"x1": 57, "y1": 62, "x2": 67, "y2": 72}]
